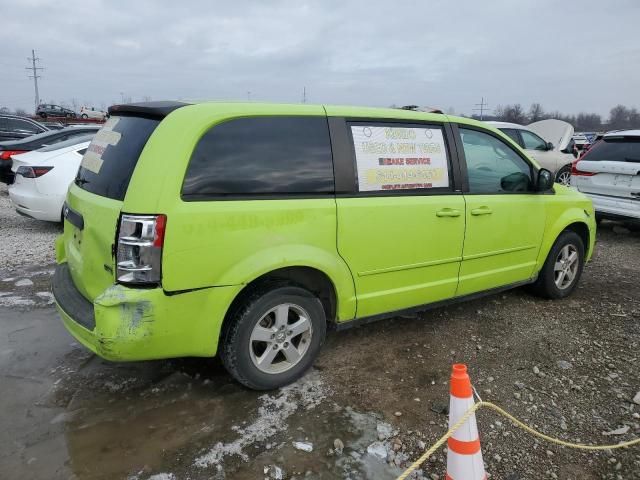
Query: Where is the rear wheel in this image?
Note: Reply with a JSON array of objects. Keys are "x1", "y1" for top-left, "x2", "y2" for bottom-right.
[
  {"x1": 81, "y1": 114, "x2": 88, "y2": 119},
  {"x1": 555, "y1": 165, "x2": 571, "y2": 185},
  {"x1": 220, "y1": 285, "x2": 326, "y2": 390},
  {"x1": 39, "y1": 112, "x2": 47, "y2": 118},
  {"x1": 531, "y1": 231, "x2": 584, "y2": 299}
]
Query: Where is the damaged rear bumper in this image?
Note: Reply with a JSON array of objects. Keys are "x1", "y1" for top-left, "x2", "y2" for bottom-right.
[{"x1": 52, "y1": 262, "x2": 242, "y2": 361}]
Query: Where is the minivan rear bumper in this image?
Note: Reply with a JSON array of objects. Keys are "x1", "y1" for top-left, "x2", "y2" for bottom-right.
[{"x1": 52, "y1": 262, "x2": 242, "y2": 361}]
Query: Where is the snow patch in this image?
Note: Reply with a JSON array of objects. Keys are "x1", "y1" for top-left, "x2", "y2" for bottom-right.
[
  {"x1": 194, "y1": 371, "x2": 327, "y2": 469},
  {"x1": 0, "y1": 296, "x2": 35, "y2": 307}
]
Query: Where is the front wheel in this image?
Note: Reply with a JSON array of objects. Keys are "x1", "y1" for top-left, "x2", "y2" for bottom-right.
[
  {"x1": 220, "y1": 285, "x2": 326, "y2": 390},
  {"x1": 81, "y1": 114, "x2": 88, "y2": 119},
  {"x1": 531, "y1": 231, "x2": 585, "y2": 299},
  {"x1": 555, "y1": 165, "x2": 571, "y2": 186}
]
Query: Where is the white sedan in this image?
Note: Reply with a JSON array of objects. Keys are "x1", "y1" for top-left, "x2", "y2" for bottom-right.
[{"x1": 8, "y1": 134, "x2": 94, "y2": 222}]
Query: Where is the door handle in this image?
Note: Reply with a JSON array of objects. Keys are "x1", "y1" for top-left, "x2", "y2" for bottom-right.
[
  {"x1": 470, "y1": 206, "x2": 492, "y2": 216},
  {"x1": 436, "y1": 208, "x2": 461, "y2": 218}
]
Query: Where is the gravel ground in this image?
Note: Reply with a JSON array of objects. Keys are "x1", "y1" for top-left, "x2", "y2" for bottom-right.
[
  {"x1": 0, "y1": 183, "x2": 60, "y2": 271},
  {"x1": 0, "y1": 187, "x2": 638, "y2": 479}
]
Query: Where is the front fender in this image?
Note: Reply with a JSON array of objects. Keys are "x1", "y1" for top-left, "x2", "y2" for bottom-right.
[{"x1": 536, "y1": 206, "x2": 595, "y2": 273}]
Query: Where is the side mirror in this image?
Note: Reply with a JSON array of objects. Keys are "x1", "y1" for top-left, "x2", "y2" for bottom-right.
[
  {"x1": 536, "y1": 168, "x2": 554, "y2": 192},
  {"x1": 546, "y1": 142, "x2": 554, "y2": 151}
]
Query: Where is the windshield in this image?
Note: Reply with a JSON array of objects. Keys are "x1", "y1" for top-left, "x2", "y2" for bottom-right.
[
  {"x1": 75, "y1": 116, "x2": 160, "y2": 200},
  {"x1": 582, "y1": 136, "x2": 640, "y2": 162}
]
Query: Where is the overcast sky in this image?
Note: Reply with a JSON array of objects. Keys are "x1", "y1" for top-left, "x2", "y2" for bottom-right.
[{"x1": 1, "y1": 0, "x2": 639, "y2": 117}]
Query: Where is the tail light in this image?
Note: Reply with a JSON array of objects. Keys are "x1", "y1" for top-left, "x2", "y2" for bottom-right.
[
  {"x1": 571, "y1": 159, "x2": 595, "y2": 177},
  {"x1": 16, "y1": 166, "x2": 53, "y2": 178},
  {"x1": 116, "y1": 214, "x2": 167, "y2": 285},
  {"x1": 0, "y1": 150, "x2": 27, "y2": 160}
]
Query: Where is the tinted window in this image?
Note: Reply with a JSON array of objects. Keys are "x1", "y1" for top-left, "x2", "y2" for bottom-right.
[
  {"x1": 182, "y1": 116, "x2": 334, "y2": 197},
  {"x1": 10, "y1": 119, "x2": 39, "y2": 134},
  {"x1": 520, "y1": 130, "x2": 547, "y2": 150},
  {"x1": 460, "y1": 128, "x2": 533, "y2": 193},
  {"x1": 76, "y1": 116, "x2": 160, "y2": 200},
  {"x1": 582, "y1": 137, "x2": 640, "y2": 162}
]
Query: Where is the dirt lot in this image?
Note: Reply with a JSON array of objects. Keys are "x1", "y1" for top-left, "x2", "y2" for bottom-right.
[{"x1": 0, "y1": 183, "x2": 639, "y2": 479}]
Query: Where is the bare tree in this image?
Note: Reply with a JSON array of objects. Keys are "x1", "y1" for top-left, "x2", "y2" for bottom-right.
[
  {"x1": 495, "y1": 104, "x2": 526, "y2": 124},
  {"x1": 528, "y1": 103, "x2": 545, "y2": 122},
  {"x1": 14, "y1": 108, "x2": 27, "y2": 116},
  {"x1": 608, "y1": 105, "x2": 629, "y2": 129}
]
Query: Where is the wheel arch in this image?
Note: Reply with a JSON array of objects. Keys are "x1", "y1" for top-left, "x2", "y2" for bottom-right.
[
  {"x1": 536, "y1": 213, "x2": 594, "y2": 275},
  {"x1": 219, "y1": 266, "x2": 340, "y2": 346}
]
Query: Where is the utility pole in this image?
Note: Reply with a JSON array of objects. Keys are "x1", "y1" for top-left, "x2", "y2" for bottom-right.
[
  {"x1": 473, "y1": 97, "x2": 489, "y2": 120},
  {"x1": 26, "y1": 49, "x2": 43, "y2": 112},
  {"x1": 302, "y1": 86, "x2": 306, "y2": 104}
]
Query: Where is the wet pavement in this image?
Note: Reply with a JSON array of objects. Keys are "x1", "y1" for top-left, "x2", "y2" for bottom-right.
[{"x1": 0, "y1": 306, "x2": 404, "y2": 480}]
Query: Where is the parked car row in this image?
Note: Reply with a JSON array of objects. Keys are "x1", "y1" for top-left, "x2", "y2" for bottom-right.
[
  {"x1": 36, "y1": 104, "x2": 108, "y2": 120},
  {"x1": 0, "y1": 125, "x2": 100, "y2": 183}
]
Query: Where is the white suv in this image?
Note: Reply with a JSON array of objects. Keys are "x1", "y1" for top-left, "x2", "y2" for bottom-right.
[
  {"x1": 487, "y1": 120, "x2": 575, "y2": 185},
  {"x1": 79, "y1": 106, "x2": 108, "y2": 120},
  {"x1": 571, "y1": 130, "x2": 640, "y2": 222}
]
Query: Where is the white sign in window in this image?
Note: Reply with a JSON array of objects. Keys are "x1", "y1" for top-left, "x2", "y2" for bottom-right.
[{"x1": 351, "y1": 125, "x2": 449, "y2": 192}]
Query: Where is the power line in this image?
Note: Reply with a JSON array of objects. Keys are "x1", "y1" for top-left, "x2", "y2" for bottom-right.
[
  {"x1": 473, "y1": 96, "x2": 489, "y2": 120},
  {"x1": 25, "y1": 49, "x2": 43, "y2": 112}
]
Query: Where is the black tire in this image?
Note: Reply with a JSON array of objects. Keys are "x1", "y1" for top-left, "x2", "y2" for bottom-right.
[
  {"x1": 555, "y1": 164, "x2": 571, "y2": 185},
  {"x1": 220, "y1": 285, "x2": 326, "y2": 390},
  {"x1": 39, "y1": 112, "x2": 47, "y2": 118},
  {"x1": 81, "y1": 114, "x2": 88, "y2": 119},
  {"x1": 531, "y1": 231, "x2": 585, "y2": 299}
]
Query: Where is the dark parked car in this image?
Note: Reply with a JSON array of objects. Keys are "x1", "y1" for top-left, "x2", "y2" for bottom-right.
[
  {"x1": 0, "y1": 114, "x2": 49, "y2": 141},
  {"x1": 0, "y1": 126, "x2": 100, "y2": 184},
  {"x1": 36, "y1": 104, "x2": 77, "y2": 119}
]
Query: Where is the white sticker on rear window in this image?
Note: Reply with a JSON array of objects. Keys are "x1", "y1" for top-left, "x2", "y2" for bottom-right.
[
  {"x1": 81, "y1": 117, "x2": 121, "y2": 174},
  {"x1": 351, "y1": 125, "x2": 449, "y2": 191}
]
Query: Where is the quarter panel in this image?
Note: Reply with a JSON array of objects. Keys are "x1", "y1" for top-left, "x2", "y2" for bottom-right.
[{"x1": 161, "y1": 198, "x2": 357, "y2": 320}]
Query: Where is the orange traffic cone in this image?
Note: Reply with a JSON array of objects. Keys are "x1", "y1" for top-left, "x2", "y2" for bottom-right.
[{"x1": 446, "y1": 364, "x2": 486, "y2": 480}]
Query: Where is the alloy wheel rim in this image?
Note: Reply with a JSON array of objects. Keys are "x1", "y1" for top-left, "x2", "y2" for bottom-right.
[
  {"x1": 249, "y1": 303, "x2": 313, "y2": 374},
  {"x1": 556, "y1": 171, "x2": 571, "y2": 186},
  {"x1": 554, "y1": 244, "x2": 579, "y2": 289}
]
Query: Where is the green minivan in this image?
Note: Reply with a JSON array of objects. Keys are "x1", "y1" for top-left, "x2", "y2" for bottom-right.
[{"x1": 52, "y1": 101, "x2": 596, "y2": 389}]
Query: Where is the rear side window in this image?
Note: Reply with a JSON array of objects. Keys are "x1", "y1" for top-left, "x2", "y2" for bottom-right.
[
  {"x1": 582, "y1": 137, "x2": 640, "y2": 163},
  {"x1": 182, "y1": 116, "x2": 334, "y2": 197},
  {"x1": 10, "y1": 119, "x2": 40, "y2": 134},
  {"x1": 349, "y1": 123, "x2": 451, "y2": 192},
  {"x1": 76, "y1": 116, "x2": 159, "y2": 200}
]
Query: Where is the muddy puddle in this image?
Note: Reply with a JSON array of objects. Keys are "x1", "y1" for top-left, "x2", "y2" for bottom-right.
[{"x1": 0, "y1": 306, "x2": 412, "y2": 480}]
